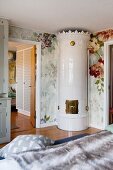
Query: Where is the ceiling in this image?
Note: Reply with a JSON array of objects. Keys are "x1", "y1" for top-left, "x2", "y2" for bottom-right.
[{"x1": 0, "y1": 0, "x2": 113, "y2": 33}]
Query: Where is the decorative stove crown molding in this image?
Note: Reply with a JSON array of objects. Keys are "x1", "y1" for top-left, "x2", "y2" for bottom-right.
[
  {"x1": 58, "y1": 30, "x2": 90, "y2": 35},
  {"x1": 57, "y1": 30, "x2": 90, "y2": 43}
]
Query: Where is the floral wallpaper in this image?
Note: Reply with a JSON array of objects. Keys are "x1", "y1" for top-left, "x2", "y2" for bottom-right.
[
  {"x1": 40, "y1": 44, "x2": 59, "y2": 124},
  {"x1": 89, "y1": 29, "x2": 113, "y2": 128},
  {"x1": 9, "y1": 26, "x2": 58, "y2": 125},
  {"x1": 9, "y1": 26, "x2": 113, "y2": 129}
]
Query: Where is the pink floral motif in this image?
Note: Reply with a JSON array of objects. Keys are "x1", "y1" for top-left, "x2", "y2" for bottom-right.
[
  {"x1": 97, "y1": 30, "x2": 113, "y2": 42},
  {"x1": 88, "y1": 30, "x2": 113, "y2": 94},
  {"x1": 36, "y1": 33, "x2": 56, "y2": 49},
  {"x1": 89, "y1": 30, "x2": 113, "y2": 54},
  {"x1": 89, "y1": 57, "x2": 104, "y2": 94},
  {"x1": 89, "y1": 57, "x2": 104, "y2": 78},
  {"x1": 89, "y1": 36, "x2": 101, "y2": 54}
]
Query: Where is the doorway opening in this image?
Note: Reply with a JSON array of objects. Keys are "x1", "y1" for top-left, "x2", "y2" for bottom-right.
[
  {"x1": 104, "y1": 40, "x2": 113, "y2": 129},
  {"x1": 109, "y1": 45, "x2": 113, "y2": 124},
  {"x1": 8, "y1": 39, "x2": 41, "y2": 133}
]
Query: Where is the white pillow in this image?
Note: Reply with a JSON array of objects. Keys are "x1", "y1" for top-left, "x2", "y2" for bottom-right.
[{"x1": 0, "y1": 135, "x2": 54, "y2": 158}]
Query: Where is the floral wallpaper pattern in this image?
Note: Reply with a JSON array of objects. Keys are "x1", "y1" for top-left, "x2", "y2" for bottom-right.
[
  {"x1": 34, "y1": 32, "x2": 56, "y2": 50},
  {"x1": 40, "y1": 45, "x2": 59, "y2": 124},
  {"x1": 9, "y1": 26, "x2": 113, "y2": 129},
  {"x1": 9, "y1": 26, "x2": 58, "y2": 125},
  {"x1": 89, "y1": 29, "x2": 113, "y2": 128}
]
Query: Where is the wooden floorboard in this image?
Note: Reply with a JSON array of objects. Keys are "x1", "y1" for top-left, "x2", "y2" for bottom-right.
[{"x1": 0, "y1": 112, "x2": 101, "y2": 148}]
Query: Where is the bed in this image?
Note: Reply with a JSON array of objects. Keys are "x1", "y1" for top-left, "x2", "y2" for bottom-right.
[{"x1": 0, "y1": 130, "x2": 113, "y2": 170}]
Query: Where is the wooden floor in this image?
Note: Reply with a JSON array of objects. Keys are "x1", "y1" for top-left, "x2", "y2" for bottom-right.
[
  {"x1": 11, "y1": 112, "x2": 33, "y2": 133},
  {"x1": 0, "y1": 112, "x2": 101, "y2": 148}
]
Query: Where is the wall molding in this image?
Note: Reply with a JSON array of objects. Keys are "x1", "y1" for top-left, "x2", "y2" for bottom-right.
[
  {"x1": 89, "y1": 123, "x2": 103, "y2": 130},
  {"x1": 18, "y1": 109, "x2": 30, "y2": 116},
  {"x1": 40, "y1": 121, "x2": 57, "y2": 128}
]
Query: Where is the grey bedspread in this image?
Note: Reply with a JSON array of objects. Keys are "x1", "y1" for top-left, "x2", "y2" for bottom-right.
[{"x1": 9, "y1": 131, "x2": 113, "y2": 170}]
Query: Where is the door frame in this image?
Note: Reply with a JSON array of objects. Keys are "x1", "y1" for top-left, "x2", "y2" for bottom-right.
[
  {"x1": 104, "y1": 39, "x2": 113, "y2": 129},
  {"x1": 9, "y1": 38, "x2": 41, "y2": 128}
]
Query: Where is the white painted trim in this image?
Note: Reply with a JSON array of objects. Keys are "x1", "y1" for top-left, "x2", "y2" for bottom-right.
[
  {"x1": 89, "y1": 123, "x2": 103, "y2": 130},
  {"x1": 103, "y1": 43, "x2": 109, "y2": 129},
  {"x1": 104, "y1": 40, "x2": 113, "y2": 129},
  {"x1": 36, "y1": 43, "x2": 41, "y2": 127},
  {"x1": 18, "y1": 109, "x2": 30, "y2": 116},
  {"x1": 9, "y1": 38, "x2": 41, "y2": 128},
  {"x1": 87, "y1": 50, "x2": 90, "y2": 126},
  {"x1": 41, "y1": 121, "x2": 57, "y2": 128},
  {"x1": 16, "y1": 47, "x2": 33, "y2": 52},
  {"x1": 56, "y1": 41, "x2": 60, "y2": 119},
  {"x1": 23, "y1": 50, "x2": 25, "y2": 111},
  {"x1": 0, "y1": 19, "x2": 8, "y2": 97}
]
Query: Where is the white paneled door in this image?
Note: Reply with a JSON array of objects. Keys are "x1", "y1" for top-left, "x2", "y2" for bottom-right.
[
  {"x1": 16, "y1": 45, "x2": 36, "y2": 124},
  {"x1": 24, "y1": 48, "x2": 31, "y2": 112},
  {"x1": 16, "y1": 51, "x2": 24, "y2": 110},
  {"x1": 30, "y1": 46, "x2": 36, "y2": 127}
]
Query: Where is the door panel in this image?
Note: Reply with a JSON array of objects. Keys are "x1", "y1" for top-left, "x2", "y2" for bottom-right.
[
  {"x1": 30, "y1": 46, "x2": 36, "y2": 127},
  {"x1": 16, "y1": 51, "x2": 24, "y2": 110},
  {"x1": 24, "y1": 49, "x2": 31, "y2": 112}
]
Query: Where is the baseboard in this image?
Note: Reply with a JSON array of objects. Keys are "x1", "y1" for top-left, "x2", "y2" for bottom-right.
[
  {"x1": 18, "y1": 109, "x2": 30, "y2": 116},
  {"x1": 41, "y1": 121, "x2": 57, "y2": 128},
  {"x1": 89, "y1": 123, "x2": 103, "y2": 130}
]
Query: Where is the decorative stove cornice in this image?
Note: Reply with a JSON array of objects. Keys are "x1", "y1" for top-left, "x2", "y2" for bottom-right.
[{"x1": 58, "y1": 30, "x2": 90, "y2": 36}]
